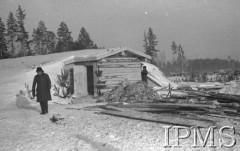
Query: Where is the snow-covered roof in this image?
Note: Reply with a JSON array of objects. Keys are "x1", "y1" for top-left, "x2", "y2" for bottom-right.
[{"x1": 63, "y1": 47, "x2": 151, "y2": 65}]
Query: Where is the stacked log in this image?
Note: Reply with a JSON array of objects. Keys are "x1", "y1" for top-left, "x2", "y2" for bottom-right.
[{"x1": 97, "y1": 57, "x2": 142, "y2": 94}]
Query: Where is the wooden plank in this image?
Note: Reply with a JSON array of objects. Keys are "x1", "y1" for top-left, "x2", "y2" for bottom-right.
[
  {"x1": 101, "y1": 73, "x2": 141, "y2": 77},
  {"x1": 101, "y1": 79, "x2": 141, "y2": 83},
  {"x1": 208, "y1": 92, "x2": 240, "y2": 102},
  {"x1": 98, "y1": 61, "x2": 140, "y2": 64},
  {"x1": 104, "y1": 81, "x2": 127, "y2": 85},
  {"x1": 102, "y1": 76, "x2": 141, "y2": 82},
  {"x1": 101, "y1": 71, "x2": 141, "y2": 75},
  {"x1": 197, "y1": 85, "x2": 224, "y2": 90},
  {"x1": 98, "y1": 63, "x2": 141, "y2": 68},
  {"x1": 101, "y1": 85, "x2": 118, "y2": 89},
  {"x1": 100, "y1": 68, "x2": 141, "y2": 74},
  {"x1": 101, "y1": 79, "x2": 141, "y2": 84},
  {"x1": 100, "y1": 106, "x2": 215, "y2": 127},
  {"x1": 105, "y1": 74, "x2": 141, "y2": 78},
  {"x1": 101, "y1": 57, "x2": 140, "y2": 63},
  {"x1": 99, "y1": 76, "x2": 124, "y2": 80},
  {"x1": 110, "y1": 103, "x2": 217, "y2": 109},
  {"x1": 100, "y1": 89, "x2": 113, "y2": 93},
  {"x1": 100, "y1": 67, "x2": 141, "y2": 71},
  {"x1": 96, "y1": 85, "x2": 118, "y2": 89},
  {"x1": 99, "y1": 75, "x2": 141, "y2": 81},
  {"x1": 99, "y1": 65, "x2": 141, "y2": 68},
  {"x1": 105, "y1": 57, "x2": 140, "y2": 60},
  {"x1": 98, "y1": 61, "x2": 141, "y2": 64},
  {"x1": 186, "y1": 91, "x2": 240, "y2": 103},
  {"x1": 99, "y1": 59, "x2": 140, "y2": 63},
  {"x1": 100, "y1": 72, "x2": 141, "y2": 77},
  {"x1": 97, "y1": 80, "x2": 140, "y2": 88}
]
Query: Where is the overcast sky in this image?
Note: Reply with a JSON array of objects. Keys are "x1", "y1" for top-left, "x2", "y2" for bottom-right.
[{"x1": 0, "y1": 0, "x2": 240, "y2": 60}]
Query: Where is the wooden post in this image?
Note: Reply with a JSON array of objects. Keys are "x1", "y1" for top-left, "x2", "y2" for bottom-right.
[
  {"x1": 166, "y1": 84, "x2": 172, "y2": 98},
  {"x1": 93, "y1": 62, "x2": 98, "y2": 97},
  {"x1": 169, "y1": 84, "x2": 172, "y2": 97}
]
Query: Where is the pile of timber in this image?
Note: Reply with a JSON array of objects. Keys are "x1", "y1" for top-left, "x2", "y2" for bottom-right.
[
  {"x1": 99, "y1": 79, "x2": 240, "y2": 104},
  {"x1": 93, "y1": 80, "x2": 240, "y2": 128},
  {"x1": 104, "y1": 80, "x2": 160, "y2": 103},
  {"x1": 84, "y1": 81, "x2": 240, "y2": 128},
  {"x1": 184, "y1": 90, "x2": 240, "y2": 103},
  {"x1": 92, "y1": 101, "x2": 240, "y2": 128}
]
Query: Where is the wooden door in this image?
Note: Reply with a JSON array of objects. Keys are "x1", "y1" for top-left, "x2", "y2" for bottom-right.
[{"x1": 87, "y1": 66, "x2": 94, "y2": 95}]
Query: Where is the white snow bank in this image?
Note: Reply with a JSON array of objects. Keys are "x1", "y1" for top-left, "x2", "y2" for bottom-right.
[{"x1": 141, "y1": 62, "x2": 178, "y2": 89}]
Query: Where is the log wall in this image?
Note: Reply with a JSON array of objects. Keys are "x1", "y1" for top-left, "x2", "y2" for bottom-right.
[{"x1": 97, "y1": 57, "x2": 142, "y2": 94}]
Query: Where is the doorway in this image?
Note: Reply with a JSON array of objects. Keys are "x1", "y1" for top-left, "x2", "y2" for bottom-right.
[{"x1": 86, "y1": 66, "x2": 94, "y2": 95}]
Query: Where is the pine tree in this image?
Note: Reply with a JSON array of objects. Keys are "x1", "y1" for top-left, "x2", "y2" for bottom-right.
[
  {"x1": 0, "y1": 17, "x2": 8, "y2": 59},
  {"x1": 143, "y1": 31, "x2": 148, "y2": 52},
  {"x1": 32, "y1": 21, "x2": 55, "y2": 55},
  {"x1": 176, "y1": 44, "x2": 186, "y2": 74},
  {"x1": 45, "y1": 31, "x2": 56, "y2": 54},
  {"x1": 56, "y1": 22, "x2": 72, "y2": 52},
  {"x1": 16, "y1": 5, "x2": 29, "y2": 57},
  {"x1": 75, "y1": 27, "x2": 96, "y2": 50},
  {"x1": 143, "y1": 27, "x2": 159, "y2": 64},
  {"x1": 6, "y1": 11, "x2": 18, "y2": 57},
  {"x1": 171, "y1": 41, "x2": 177, "y2": 61},
  {"x1": 32, "y1": 21, "x2": 47, "y2": 54},
  {"x1": 92, "y1": 43, "x2": 98, "y2": 49},
  {"x1": 171, "y1": 41, "x2": 178, "y2": 71}
]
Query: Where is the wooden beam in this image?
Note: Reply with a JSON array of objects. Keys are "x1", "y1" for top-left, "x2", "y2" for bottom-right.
[
  {"x1": 100, "y1": 106, "x2": 215, "y2": 127},
  {"x1": 93, "y1": 62, "x2": 98, "y2": 96},
  {"x1": 98, "y1": 63, "x2": 141, "y2": 68},
  {"x1": 109, "y1": 102, "x2": 217, "y2": 109},
  {"x1": 100, "y1": 68, "x2": 141, "y2": 73}
]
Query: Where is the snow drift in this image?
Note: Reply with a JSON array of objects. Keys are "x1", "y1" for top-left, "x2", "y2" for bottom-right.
[{"x1": 141, "y1": 62, "x2": 178, "y2": 89}]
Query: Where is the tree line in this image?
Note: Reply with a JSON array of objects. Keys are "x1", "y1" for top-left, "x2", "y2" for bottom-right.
[
  {"x1": 0, "y1": 5, "x2": 99, "y2": 59},
  {"x1": 143, "y1": 27, "x2": 240, "y2": 76},
  {"x1": 160, "y1": 58, "x2": 240, "y2": 76},
  {"x1": 1, "y1": 5, "x2": 239, "y2": 76}
]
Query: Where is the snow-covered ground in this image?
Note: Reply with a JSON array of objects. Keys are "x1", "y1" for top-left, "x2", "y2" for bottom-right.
[
  {"x1": 0, "y1": 52, "x2": 78, "y2": 109},
  {"x1": 1, "y1": 52, "x2": 240, "y2": 150}
]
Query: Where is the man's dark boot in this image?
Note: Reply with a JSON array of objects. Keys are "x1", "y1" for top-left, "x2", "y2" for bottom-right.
[
  {"x1": 45, "y1": 101, "x2": 48, "y2": 113},
  {"x1": 40, "y1": 102, "x2": 46, "y2": 114}
]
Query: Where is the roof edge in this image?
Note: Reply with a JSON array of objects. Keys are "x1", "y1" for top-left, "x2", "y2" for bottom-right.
[{"x1": 63, "y1": 47, "x2": 151, "y2": 64}]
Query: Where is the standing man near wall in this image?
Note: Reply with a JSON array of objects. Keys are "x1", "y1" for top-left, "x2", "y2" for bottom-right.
[
  {"x1": 32, "y1": 67, "x2": 52, "y2": 115},
  {"x1": 141, "y1": 66, "x2": 148, "y2": 84}
]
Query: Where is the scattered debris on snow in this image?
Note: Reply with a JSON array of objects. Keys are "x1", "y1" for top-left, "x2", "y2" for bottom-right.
[{"x1": 50, "y1": 114, "x2": 65, "y2": 124}]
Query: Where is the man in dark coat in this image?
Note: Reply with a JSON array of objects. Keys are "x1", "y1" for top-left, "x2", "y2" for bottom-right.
[
  {"x1": 141, "y1": 66, "x2": 148, "y2": 84},
  {"x1": 32, "y1": 67, "x2": 52, "y2": 114}
]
